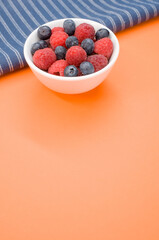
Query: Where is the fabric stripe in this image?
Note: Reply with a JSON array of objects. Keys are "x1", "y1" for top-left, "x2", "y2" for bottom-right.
[
  {"x1": 76, "y1": 1, "x2": 116, "y2": 32},
  {"x1": 0, "y1": 47, "x2": 14, "y2": 72},
  {"x1": 0, "y1": 34, "x2": 24, "y2": 68},
  {"x1": 8, "y1": 0, "x2": 34, "y2": 32},
  {"x1": 1, "y1": 1, "x2": 27, "y2": 38},
  {"x1": 57, "y1": 0, "x2": 78, "y2": 18},
  {"x1": 121, "y1": 0, "x2": 142, "y2": 24},
  {"x1": 0, "y1": 16, "x2": 24, "y2": 47},
  {"x1": 46, "y1": 0, "x2": 67, "y2": 18},
  {"x1": 124, "y1": 0, "x2": 150, "y2": 21},
  {"x1": 136, "y1": 0, "x2": 158, "y2": 17},
  {"x1": 101, "y1": 0, "x2": 134, "y2": 27},
  {"x1": 27, "y1": 0, "x2": 48, "y2": 22},
  {"x1": 88, "y1": 0, "x2": 125, "y2": 31},
  {"x1": 0, "y1": 0, "x2": 159, "y2": 76},
  {"x1": 17, "y1": 0, "x2": 40, "y2": 26},
  {"x1": 0, "y1": 64, "x2": 4, "y2": 76},
  {"x1": 77, "y1": 0, "x2": 117, "y2": 31},
  {"x1": 66, "y1": 0, "x2": 108, "y2": 26},
  {"x1": 37, "y1": 0, "x2": 57, "y2": 20}
]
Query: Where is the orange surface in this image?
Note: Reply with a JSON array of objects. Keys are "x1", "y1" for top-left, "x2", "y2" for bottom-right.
[{"x1": 0, "y1": 17, "x2": 159, "y2": 240}]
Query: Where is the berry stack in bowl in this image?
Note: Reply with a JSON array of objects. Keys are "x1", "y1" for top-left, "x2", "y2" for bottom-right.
[
  {"x1": 24, "y1": 18, "x2": 119, "y2": 94},
  {"x1": 31, "y1": 19, "x2": 113, "y2": 77}
]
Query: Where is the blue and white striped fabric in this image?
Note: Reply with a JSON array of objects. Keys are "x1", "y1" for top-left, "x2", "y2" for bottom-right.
[{"x1": 0, "y1": 0, "x2": 159, "y2": 76}]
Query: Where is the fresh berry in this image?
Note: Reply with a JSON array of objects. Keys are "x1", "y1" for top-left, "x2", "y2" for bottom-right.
[
  {"x1": 74, "y1": 23, "x2": 95, "y2": 43},
  {"x1": 51, "y1": 27, "x2": 64, "y2": 34},
  {"x1": 50, "y1": 31, "x2": 68, "y2": 50},
  {"x1": 65, "y1": 36, "x2": 78, "y2": 48},
  {"x1": 48, "y1": 60, "x2": 68, "y2": 76},
  {"x1": 81, "y1": 38, "x2": 94, "y2": 55},
  {"x1": 77, "y1": 67, "x2": 83, "y2": 76},
  {"x1": 31, "y1": 42, "x2": 41, "y2": 55},
  {"x1": 38, "y1": 40, "x2": 48, "y2": 48},
  {"x1": 33, "y1": 48, "x2": 56, "y2": 70},
  {"x1": 55, "y1": 46, "x2": 67, "y2": 60},
  {"x1": 80, "y1": 61, "x2": 94, "y2": 75},
  {"x1": 38, "y1": 26, "x2": 52, "y2": 40},
  {"x1": 94, "y1": 37, "x2": 113, "y2": 59},
  {"x1": 96, "y1": 28, "x2": 109, "y2": 40},
  {"x1": 87, "y1": 54, "x2": 108, "y2": 72},
  {"x1": 33, "y1": 22, "x2": 114, "y2": 77},
  {"x1": 64, "y1": 65, "x2": 78, "y2": 77},
  {"x1": 31, "y1": 40, "x2": 48, "y2": 55},
  {"x1": 66, "y1": 46, "x2": 87, "y2": 67},
  {"x1": 63, "y1": 19, "x2": 75, "y2": 36}
]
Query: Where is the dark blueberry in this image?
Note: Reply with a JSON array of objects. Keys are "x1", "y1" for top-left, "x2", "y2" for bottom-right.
[
  {"x1": 38, "y1": 25, "x2": 51, "y2": 40},
  {"x1": 65, "y1": 36, "x2": 78, "y2": 48},
  {"x1": 63, "y1": 19, "x2": 75, "y2": 36},
  {"x1": 96, "y1": 28, "x2": 109, "y2": 40},
  {"x1": 39, "y1": 40, "x2": 48, "y2": 48},
  {"x1": 31, "y1": 40, "x2": 48, "y2": 55},
  {"x1": 64, "y1": 65, "x2": 78, "y2": 77},
  {"x1": 80, "y1": 61, "x2": 94, "y2": 75},
  {"x1": 81, "y1": 38, "x2": 94, "y2": 55},
  {"x1": 31, "y1": 42, "x2": 41, "y2": 55},
  {"x1": 55, "y1": 46, "x2": 67, "y2": 60}
]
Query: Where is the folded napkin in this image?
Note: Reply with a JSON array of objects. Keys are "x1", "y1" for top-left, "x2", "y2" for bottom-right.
[{"x1": 0, "y1": 0, "x2": 159, "y2": 76}]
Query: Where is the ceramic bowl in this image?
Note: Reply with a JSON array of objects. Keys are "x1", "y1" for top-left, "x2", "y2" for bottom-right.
[{"x1": 24, "y1": 18, "x2": 119, "y2": 94}]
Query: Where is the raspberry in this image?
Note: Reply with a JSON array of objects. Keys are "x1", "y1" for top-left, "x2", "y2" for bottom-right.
[
  {"x1": 66, "y1": 46, "x2": 87, "y2": 67},
  {"x1": 51, "y1": 27, "x2": 64, "y2": 34},
  {"x1": 74, "y1": 23, "x2": 95, "y2": 43},
  {"x1": 33, "y1": 48, "x2": 56, "y2": 70},
  {"x1": 87, "y1": 54, "x2": 108, "y2": 72},
  {"x1": 77, "y1": 67, "x2": 82, "y2": 76},
  {"x1": 94, "y1": 37, "x2": 113, "y2": 59},
  {"x1": 50, "y1": 31, "x2": 68, "y2": 50},
  {"x1": 48, "y1": 60, "x2": 68, "y2": 76}
]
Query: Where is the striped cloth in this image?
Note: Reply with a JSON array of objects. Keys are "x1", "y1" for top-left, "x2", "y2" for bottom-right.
[{"x1": 0, "y1": 0, "x2": 159, "y2": 76}]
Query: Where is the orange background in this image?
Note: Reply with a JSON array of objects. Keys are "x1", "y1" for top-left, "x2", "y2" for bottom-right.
[{"x1": 0, "y1": 17, "x2": 159, "y2": 240}]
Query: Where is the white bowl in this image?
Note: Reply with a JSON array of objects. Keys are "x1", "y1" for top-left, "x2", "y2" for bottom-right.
[{"x1": 24, "y1": 18, "x2": 119, "y2": 94}]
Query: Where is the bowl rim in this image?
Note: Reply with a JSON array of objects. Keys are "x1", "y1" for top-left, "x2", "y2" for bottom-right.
[{"x1": 24, "y1": 18, "x2": 120, "y2": 82}]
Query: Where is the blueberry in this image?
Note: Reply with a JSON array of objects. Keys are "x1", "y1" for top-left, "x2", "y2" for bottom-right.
[
  {"x1": 55, "y1": 46, "x2": 67, "y2": 60},
  {"x1": 65, "y1": 36, "x2": 78, "y2": 48},
  {"x1": 31, "y1": 40, "x2": 48, "y2": 55},
  {"x1": 81, "y1": 38, "x2": 94, "y2": 55},
  {"x1": 64, "y1": 65, "x2": 78, "y2": 77},
  {"x1": 63, "y1": 19, "x2": 75, "y2": 36},
  {"x1": 38, "y1": 40, "x2": 48, "y2": 48},
  {"x1": 96, "y1": 28, "x2": 109, "y2": 40},
  {"x1": 38, "y1": 25, "x2": 51, "y2": 40},
  {"x1": 80, "y1": 61, "x2": 94, "y2": 75}
]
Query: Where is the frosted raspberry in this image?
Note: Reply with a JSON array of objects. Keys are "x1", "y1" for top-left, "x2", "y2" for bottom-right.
[
  {"x1": 94, "y1": 37, "x2": 113, "y2": 59},
  {"x1": 66, "y1": 46, "x2": 87, "y2": 67},
  {"x1": 33, "y1": 48, "x2": 56, "y2": 70},
  {"x1": 87, "y1": 54, "x2": 108, "y2": 72},
  {"x1": 74, "y1": 23, "x2": 95, "y2": 43},
  {"x1": 51, "y1": 27, "x2": 64, "y2": 34},
  {"x1": 50, "y1": 31, "x2": 68, "y2": 50},
  {"x1": 48, "y1": 60, "x2": 68, "y2": 76}
]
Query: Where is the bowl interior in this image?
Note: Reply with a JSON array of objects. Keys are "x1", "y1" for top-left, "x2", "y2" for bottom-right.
[{"x1": 24, "y1": 18, "x2": 119, "y2": 81}]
